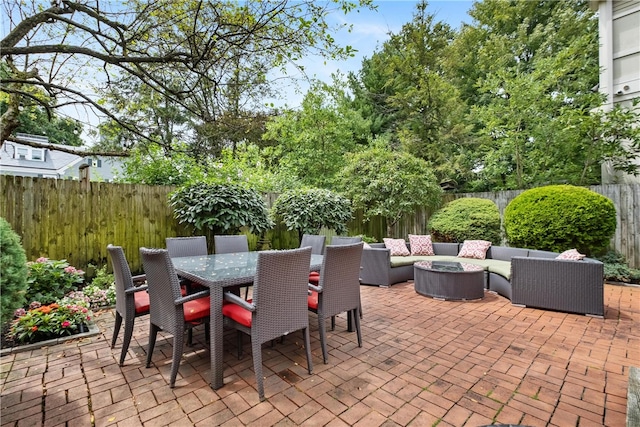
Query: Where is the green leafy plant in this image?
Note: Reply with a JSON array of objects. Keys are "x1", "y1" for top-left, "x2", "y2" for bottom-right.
[
  {"x1": 170, "y1": 182, "x2": 274, "y2": 236},
  {"x1": 0, "y1": 217, "x2": 28, "y2": 325},
  {"x1": 64, "y1": 264, "x2": 115, "y2": 309},
  {"x1": 87, "y1": 264, "x2": 114, "y2": 289},
  {"x1": 25, "y1": 258, "x2": 85, "y2": 305},
  {"x1": 339, "y1": 142, "x2": 443, "y2": 237},
  {"x1": 504, "y1": 185, "x2": 616, "y2": 256},
  {"x1": 272, "y1": 188, "x2": 353, "y2": 240},
  {"x1": 8, "y1": 299, "x2": 93, "y2": 344},
  {"x1": 598, "y1": 251, "x2": 640, "y2": 284},
  {"x1": 428, "y1": 198, "x2": 502, "y2": 243}
]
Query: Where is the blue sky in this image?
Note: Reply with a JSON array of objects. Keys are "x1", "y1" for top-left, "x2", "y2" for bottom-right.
[{"x1": 281, "y1": 0, "x2": 475, "y2": 107}]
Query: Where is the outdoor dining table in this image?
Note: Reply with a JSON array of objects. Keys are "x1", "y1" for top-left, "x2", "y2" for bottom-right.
[{"x1": 171, "y1": 251, "x2": 323, "y2": 389}]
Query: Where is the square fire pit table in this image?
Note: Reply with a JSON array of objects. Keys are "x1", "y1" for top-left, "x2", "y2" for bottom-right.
[{"x1": 414, "y1": 260, "x2": 485, "y2": 300}]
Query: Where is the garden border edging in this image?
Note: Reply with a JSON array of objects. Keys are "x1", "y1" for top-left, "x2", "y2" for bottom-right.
[{"x1": 0, "y1": 321, "x2": 100, "y2": 356}]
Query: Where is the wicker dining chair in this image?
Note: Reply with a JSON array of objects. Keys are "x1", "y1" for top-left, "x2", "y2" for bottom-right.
[
  {"x1": 308, "y1": 242, "x2": 364, "y2": 364},
  {"x1": 222, "y1": 247, "x2": 313, "y2": 401},
  {"x1": 330, "y1": 235, "x2": 363, "y2": 245},
  {"x1": 140, "y1": 247, "x2": 210, "y2": 388},
  {"x1": 214, "y1": 235, "x2": 249, "y2": 254},
  {"x1": 165, "y1": 236, "x2": 208, "y2": 258},
  {"x1": 313, "y1": 236, "x2": 364, "y2": 324},
  {"x1": 301, "y1": 234, "x2": 326, "y2": 286},
  {"x1": 215, "y1": 234, "x2": 252, "y2": 298},
  {"x1": 108, "y1": 244, "x2": 150, "y2": 366}
]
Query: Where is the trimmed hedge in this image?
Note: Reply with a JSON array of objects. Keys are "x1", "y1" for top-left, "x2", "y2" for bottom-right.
[
  {"x1": 504, "y1": 185, "x2": 616, "y2": 256},
  {"x1": 428, "y1": 197, "x2": 501, "y2": 243},
  {"x1": 0, "y1": 218, "x2": 28, "y2": 324}
]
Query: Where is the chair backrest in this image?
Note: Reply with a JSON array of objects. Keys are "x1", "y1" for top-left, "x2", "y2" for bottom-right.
[
  {"x1": 318, "y1": 242, "x2": 364, "y2": 317},
  {"x1": 165, "y1": 236, "x2": 208, "y2": 258},
  {"x1": 300, "y1": 234, "x2": 326, "y2": 255},
  {"x1": 107, "y1": 244, "x2": 136, "y2": 315},
  {"x1": 251, "y1": 247, "x2": 312, "y2": 343},
  {"x1": 140, "y1": 247, "x2": 185, "y2": 334},
  {"x1": 214, "y1": 235, "x2": 249, "y2": 254},
  {"x1": 330, "y1": 236, "x2": 362, "y2": 246}
]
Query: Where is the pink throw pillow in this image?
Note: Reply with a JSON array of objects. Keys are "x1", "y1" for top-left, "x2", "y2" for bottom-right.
[
  {"x1": 409, "y1": 234, "x2": 434, "y2": 256},
  {"x1": 383, "y1": 238, "x2": 410, "y2": 256},
  {"x1": 458, "y1": 240, "x2": 492, "y2": 260},
  {"x1": 556, "y1": 249, "x2": 586, "y2": 260}
]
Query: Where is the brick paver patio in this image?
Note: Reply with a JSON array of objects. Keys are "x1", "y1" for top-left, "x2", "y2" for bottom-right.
[{"x1": 1, "y1": 282, "x2": 638, "y2": 427}]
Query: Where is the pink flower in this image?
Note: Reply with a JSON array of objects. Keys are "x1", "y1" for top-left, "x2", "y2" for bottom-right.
[
  {"x1": 36, "y1": 257, "x2": 49, "y2": 263},
  {"x1": 29, "y1": 301, "x2": 42, "y2": 309},
  {"x1": 64, "y1": 266, "x2": 77, "y2": 274},
  {"x1": 86, "y1": 316, "x2": 91, "y2": 321},
  {"x1": 14, "y1": 308, "x2": 26, "y2": 318},
  {"x1": 61, "y1": 321, "x2": 71, "y2": 328},
  {"x1": 81, "y1": 308, "x2": 88, "y2": 313}
]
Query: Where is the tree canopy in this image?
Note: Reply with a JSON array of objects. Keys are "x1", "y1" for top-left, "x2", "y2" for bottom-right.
[
  {"x1": 338, "y1": 141, "x2": 443, "y2": 236},
  {"x1": 2, "y1": 0, "x2": 638, "y2": 196},
  {"x1": 1, "y1": 0, "x2": 374, "y2": 154}
]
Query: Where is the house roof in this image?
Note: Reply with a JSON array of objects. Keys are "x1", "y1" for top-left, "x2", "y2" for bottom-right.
[{"x1": 0, "y1": 140, "x2": 86, "y2": 177}]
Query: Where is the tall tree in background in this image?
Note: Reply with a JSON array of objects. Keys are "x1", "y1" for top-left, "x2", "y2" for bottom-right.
[
  {"x1": 262, "y1": 77, "x2": 370, "y2": 189},
  {"x1": 448, "y1": 0, "x2": 639, "y2": 190},
  {"x1": 1, "y1": 0, "x2": 373, "y2": 154},
  {"x1": 348, "y1": 0, "x2": 471, "y2": 185}
]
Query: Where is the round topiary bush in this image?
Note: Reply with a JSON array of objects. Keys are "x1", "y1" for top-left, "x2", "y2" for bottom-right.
[
  {"x1": 170, "y1": 182, "x2": 274, "y2": 236},
  {"x1": 504, "y1": 185, "x2": 616, "y2": 256},
  {"x1": 428, "y1": 197, "x2": 501, "y2": 243},
  {"x1": 0, "y1": 217, "x2": 28, "y2": 325},
  {"x1": 272, "y1": 188, "x2": 352, "y2": 241}
]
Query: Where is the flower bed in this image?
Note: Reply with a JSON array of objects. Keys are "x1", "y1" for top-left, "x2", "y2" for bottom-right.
[
  {"x1": 8, "y1": 300, "x2": 94, "y2": 345},
  {"x1": 1, "y1": 258, "x2": 115, "y2": 349}
]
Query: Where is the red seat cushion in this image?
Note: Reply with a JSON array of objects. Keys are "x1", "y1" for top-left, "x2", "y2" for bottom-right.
[
  {"x1": 309, "y1": 272, "x2": 320, "y2": 285},
  {"x1": 183, "y1": 297, "x2": 210, "y2": 322},
  {"x1": 307, "y1": 291, "x2": 319, "y2": 310},
  {"x1": 222, "y1": 299, "x2": 253, "y2": 328},
  {"x1": 134, "y1": 291, "x2": 150, "y2": 314}
]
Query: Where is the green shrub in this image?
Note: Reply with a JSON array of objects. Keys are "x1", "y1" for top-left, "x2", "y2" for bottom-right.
[
  {"x1": 272, "y1": 188, "x2": 352, "y2": 240},
  {"x1": 170, "y1": 182, "x2": 274, "y2": 236},
  {"x1": 0, "y1": 218, "x2": 28, "y2": 325},
  {"x1": 504, "y1": 185, "x2": 616, "y2": 256},
  {"x1": 428, "y1": 198, "x2": 501, "y2": 243},
  {"x1": 66, "y1": 265, "x2": 116, "y2": 309},
  {"x1": 86, "y1": 264, "x2": 114, "y2": 290},
  {"x1": 24, "y1": 258, "x2": 85, "y2": 305},
  {"x1": 598, "y1": 251, "x2": 640, "y2": 284}
]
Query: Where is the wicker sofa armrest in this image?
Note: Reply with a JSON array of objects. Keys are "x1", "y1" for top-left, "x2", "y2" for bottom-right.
[
  {"x1": 359, "y1": 247, "x2": 392, "y2": 286},
  {"x1": 511, "y1": 256, "x2": 604, "y2": 316}
]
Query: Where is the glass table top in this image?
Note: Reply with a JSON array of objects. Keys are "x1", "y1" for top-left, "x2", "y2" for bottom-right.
[
  {"x1": 414, "y1": 260, "x2": 484, "y2": 273},
  {"x1": 171, "y1": 252, "x2": 324, "y2": 287}
]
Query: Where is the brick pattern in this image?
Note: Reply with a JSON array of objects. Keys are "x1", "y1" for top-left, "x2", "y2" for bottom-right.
[{"x1": 1, "y1": 283, "x2": 638, "y2": 426}]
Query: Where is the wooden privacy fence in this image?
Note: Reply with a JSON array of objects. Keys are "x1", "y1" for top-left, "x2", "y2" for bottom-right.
[{"x1": 1, "y1": 175, "x2": 638, "y2": 274}]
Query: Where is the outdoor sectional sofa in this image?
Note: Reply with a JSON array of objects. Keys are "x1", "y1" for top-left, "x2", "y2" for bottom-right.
[{"x1": 359, "y1": 242, "x2": 605, "y2": 317}]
